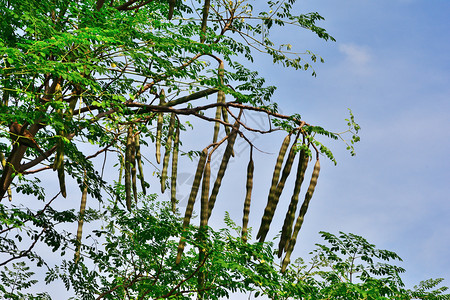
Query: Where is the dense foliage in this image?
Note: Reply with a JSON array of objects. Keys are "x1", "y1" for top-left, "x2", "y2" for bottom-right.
[
  {"x1": 1, "y1": 196, "x2": 448, "y2": 299},
  {"x1": 0, "y1": 0, "x2": 359, "y2": 275}
]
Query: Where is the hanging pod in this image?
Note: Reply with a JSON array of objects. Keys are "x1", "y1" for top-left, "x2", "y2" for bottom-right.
[
  {"x1": 218, "y1": 62, "x2": 232, "y2": 145},
  {"x1": 171, "y1": 124, "x2": 180, "y2": 212},
  {"x1": 200, "y1": 157, "x2": 211, "y2": 228},
  {"x1": 212, "y1": 91, "x2": 224, "y2": 143},
  {"x1": 281, "y1": 158, "x2": 320, "y2": 273},
  {"x1": 161, "y1": 113, "x2": 176, "y2": 193},
  {"x1": 274, "y1": 132, "x2": 301, "y2": 199},
  {"x1": 135, "y1": 133, "x2": 146, "y2": 195},
  {"x1": 54, "y1": 137, "x2": 66, "y2": 198},
  {"x1": 57, "y1": 166, "x2": 66, "y2": 198},
  {"x1": 124, "y1": 126, "x2": 134, "y2": 211},
  {"x1": 213, "y1": 61, "x2": 225, "y2": 143},
  {"x1": 278, "y1": 147, "x2": 309, "y2": 257},
  {"x1": 116, "y1": 153, "x2": 124, "y2": 206},
  {"x1": 75, "y1": 176, "x2": 88, "y2": 263},
  {"x1": 176, "y1": 148, "x2": 208, "y2": 264},
  {"x1": 256, "y1": 133, "x2": 291, "y2": 242},
  {"x1": 220, "y1": 96, "x2": 234, "y2": 156},
  {"x1": 155, "y1": 112, "x2": 163, "y2": 164},
  {"x1": 0, "y1": 153, "x2": 12, "y2": 201},
  {"x1": 259, "y1": 132, "x2": 300, "y2": 243},
  {"x1": 241, "y1": 148, "x2": 254, "y2": 243},
  {"x1": 221, "y1": 106, "x2": 231, "y2": 137},
  {"x1": 207, "y1": 122, "x2": 240, "y2": 220},
  {"x1": 155, "y1": 90, "x2": 166, "y2": 164},
  {"x1": 130, "y1": 133, "x2": 137, "y2": 204}
]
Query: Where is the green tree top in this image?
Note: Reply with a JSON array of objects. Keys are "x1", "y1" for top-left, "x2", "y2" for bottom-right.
[{"x1": 0, "y1": 0, "x2": 359, "y2": 268}]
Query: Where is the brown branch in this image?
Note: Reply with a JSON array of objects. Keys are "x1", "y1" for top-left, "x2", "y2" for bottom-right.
[
  {"x1": 22, "y1": 144, "x2": 114, "y2": 175},
  {"x1": 207, "y1": 130, "x2": 235, "y2": 160},
  {"x1": 163, "y1": 88, "x2": 218, "y2": 107},
  {"x1": 124, "y1": 0, "x2": 154, "y2": 11},
  {"x1": 73, "y1": 87, "x2": 218, "y2": 117},
  {"x1": 17, "y1": 145, "x2": 58, "y2": 173},
  {"x1": 236, "y1": 131, "x2": 272, "y2": 155},
  {"x1": 21, "y1": 166, "x2": 51, "y2": 174},
  {"x1": 114, "y1": 0, "x2": 140, "y2": 10},
  {"x1": 226, "y1": 108, "x2": 279, "y2": 134},
  {"x1": 126, "y1": 101, "x2": 308, "y2": 128},
  {"x1": 227, "y1": 102, "x2": 304, "y2": 123}
]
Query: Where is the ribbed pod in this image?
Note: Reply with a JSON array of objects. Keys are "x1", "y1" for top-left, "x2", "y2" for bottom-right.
[
  {"x1": 278, "y1": 147, "x2": 309, "y2": 257},
  {"x1": 155, "y1": 90, "x2": 165, "y2": 164},
  {"x1": 54, "y1": 136, "x2": 66, "y2": 198},
  {"x1": 257, "y1": 134, "x2": 291, "y2": 242},
  {"x1": 176, "y1": 148, "x2": 208, "y2": 264},
  {"x1": 171, "y1": 125, "x2": 180, "y2": 212},
  {"x1": 281, "y1": 159, "x2": 320, "y2": 272},
  {"x1": 207, "y1": 124, "x2": 240, "y2": 220},
  {"x1": 161, "y1": 113, "x2": 176, "y2": 193},
  {"x1": 241, "y1": 149, "x2": 254, "y2": 243},
  {"x1": 75, "y1": 178, "x2": 88, "y2": 263},
  {"x1": 124, "y1": 126, "x2": 133, "y2": 211},
  {"x1": 135, "y1": 133, "x2": 146, "y2": 195},
  {"x1": 200, "y1": 158, "x2": 211, "y2": 227},
  {"x1": 130, "y1": 132, "x2": 137, "y2": 204}
]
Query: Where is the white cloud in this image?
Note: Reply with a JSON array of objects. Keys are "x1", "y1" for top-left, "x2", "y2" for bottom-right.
[{"x1": 338, "y1": 43, "x2": 372, "y2": 74}]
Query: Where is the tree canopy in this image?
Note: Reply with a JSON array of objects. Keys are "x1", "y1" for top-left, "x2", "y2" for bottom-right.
[{"x1": 0, "y1": 1, "x2": 366, "y2": 297}]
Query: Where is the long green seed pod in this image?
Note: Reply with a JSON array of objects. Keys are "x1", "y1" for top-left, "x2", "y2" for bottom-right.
[
  {"x1": 171, "y1": 124, "x2": 180, "y2": 212},
  {"x1": 54, "y1": 135, "x2": 66, "y2": 197},
  {"x1": 207, "y1": 123, "x2": 240, "y2": 220},
  {"x1": 0, "y1": 153, "x2": 12, "y2": 201},
  {"x1": 221, "y1": 105, "x2": 231, "y2": 137},
  {"x1": 281, "y1": 159, "x2": 320, "y2": 273},
  {"x1": 200, "y1": 0, "x2": 211, "y2": 43},
  {"x1": 200, "y1": 158, "x2": 211, "y2": 228},
  {"x1": 57, "y1": 165, "x2": 67, "y2": 198},
  {"x1": 75, "y1": 178, "x2": 88, "y2": 263},
  {"x1": 116, "y1": 153, "x2": 124, "y2": 206},
  {"x1": 135, "y1": 133, "x2": 146, "y2": 195},
  {"x1": 278, "y1": 147, "x2": 309, "y2": 257},
  {"x1": 155, "y1": 90, "x2": 165, "y2": 164},
  {"x1": 176, "y1": 148, "x2": 208, "y2": 264},
  {"x1": 217, "y1": 60, "x2": 233, "y2": 155},
  {"x1": 212, "y1": 91, "x2": 223, "y2": 143},
  {"x1": 257, "y1": 133, "x2": 291, "y2": 242},
  {"x1": 53, "y1": 136, "x2": 63, "y2": 171},
  {"x1": 213, "y1": 61, "x2": 225, "y2": 143},
  {"x1": 6, "y1": 186, "x2": 11, "y2": 201},
  {"x1": 261, "y1": 133, "x2": 299, "y2": 240},
  {"x1": 125, "y1": 126, "x2": 133, "y2": 211},
  {"x1": 275, "y1": 132, "x2": 301, "y2": 196},
  {"x1": 220, "y1": 96, "x2": 234, "y2": 157},
  {"x1": 130, "y1": 132, "x2": 137, "y2": 204},
  {"x1": 242, "y1": 148, "x2": 254, "y2": 243},
  {"x1": 161, "y1": 113, "x2": 176, "y2": 193},
  {"x1": 155, "y1": 112, "x2": 163, "y2": 164}
]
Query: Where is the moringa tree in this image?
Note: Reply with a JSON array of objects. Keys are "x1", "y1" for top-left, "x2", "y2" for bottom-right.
[{"x1": 0, "y1": 0, "x2": 359, "y2": 275}]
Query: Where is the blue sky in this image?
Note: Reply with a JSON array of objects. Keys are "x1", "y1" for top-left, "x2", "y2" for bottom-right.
[{"x1": 233, "y1": 0, "x2": 450, "y2": 288}]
